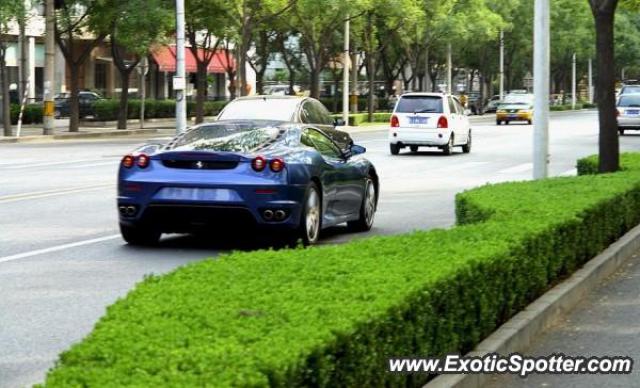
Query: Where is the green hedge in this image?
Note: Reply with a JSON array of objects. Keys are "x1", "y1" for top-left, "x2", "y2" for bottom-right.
[
  {"x1": 550, "y1": 103, "x2": 584, "y2": 111},
  {"x1": 576, "y1": 152, "x2": 640, "y2": 175},
  {"x1": 92, "y1": 99, "x2": 228, "y2": 121},
  {"x1": 332, "y1": 112, "x2": 392, "y2": 126},
  {"x1": 41, "y1": 154, "x2": 640, "y2": 387},
  {"x1": 10, "y1": 104, "x2": 43, "y2": 125}
]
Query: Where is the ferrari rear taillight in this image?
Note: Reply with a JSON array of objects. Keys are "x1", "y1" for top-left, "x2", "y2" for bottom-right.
[
  {"x1": 437, "y1": 116, "x2": 448, "y2": 129},
  {"x1": 122, "y1": 154, "x2": 135, "y2": 168},
  {"x1": 390, "y1": 115, "x2": 399, "y2": 128},
  {"x1": 269, "y1": 158, "x2": 285, "y2": 172},
  {"x1": 252, "y1": 156, "x2": 267, "y2": 171},
  {"x1": 136, "y1": 153, "x2": 150, "y2": 168}
]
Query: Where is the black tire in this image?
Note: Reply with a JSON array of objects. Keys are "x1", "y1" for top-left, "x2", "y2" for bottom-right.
[
  {"x1": 619, "y1": 128, "x2": 625, "y2": 136},
  {"x1": 120, "y1": 223, "x2": 160, "y2": 246},
  {"x1": 390, "y1": 143, "x2": 400, "y2": 155},
  {"x1": 348, "y1": 177, "x2": 377, "y2": 232},
  {"x1": 410, "y1": 145, "x2": 419, "y2": 153},
  {"x1": 496, "y1": 120, "x2": 501, "y2": 126},
  {"x1": 296, "y1": 182, "x2": 322, "y2": 246},
  {"x1": 462, "y1": 131, "x2": 472, "y2": 154},
  {"x1": 442, "y1": 135, "x2": 454, "y2": 155},
  {"x1": 527, "y1": 120, "x2": 533, "y2": 125},
  {"x1": 504, "y1": 121, "x2": 509, "y2": 125}
]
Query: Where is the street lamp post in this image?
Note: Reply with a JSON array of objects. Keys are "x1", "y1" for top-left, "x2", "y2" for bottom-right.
[
  {"x1": 43, "y1": 0, "x2": 55, "y2": 136},
  {"x1": 137, "y1": 57, "x2": 149, "y2": 129},
  {"x1": 342, "y1": 17, "x2": 349, "y2": 124},
  {"x1": 588, "y1": 58, "x2": 593, "y2": 104},
  {"x1": 499, "y1": 30, "x2": 504, "y2": 100},
  {"x1": 572, "y1": 53, "x2": 576, "y2": 110},
  {"x1": 447, "y1": 43, "x2": 452, "y2": 94},
  {"x1": 174, "y1": 0, "x2": 187, "y2": 135},
  {"x1": 533, "y1": 0, "x2": 550, "y2": 180}
]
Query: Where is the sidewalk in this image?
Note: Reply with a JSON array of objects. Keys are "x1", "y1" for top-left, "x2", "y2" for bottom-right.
[
  {"x1": 0, "y1": 119, "x2": 388, "y2": 144},
  {"x1": 485, "y1": 251, "x2": 640, "y2": 387}
]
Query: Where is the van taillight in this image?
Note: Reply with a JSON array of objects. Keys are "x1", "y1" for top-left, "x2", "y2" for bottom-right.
[
  {"x1": 437, "y1": 116, "x2": 448, "y2": 129},
  {"x1": 390, "y1": 115, "x2": 399, "y2": 127}
]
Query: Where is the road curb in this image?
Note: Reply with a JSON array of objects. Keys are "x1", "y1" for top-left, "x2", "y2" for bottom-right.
[
  {"x1": 0, "y1": 129, "x2": 160, "y2": 144},
  {"x1": 426, "y1": 222, "x2": 640, "y2": 388}
]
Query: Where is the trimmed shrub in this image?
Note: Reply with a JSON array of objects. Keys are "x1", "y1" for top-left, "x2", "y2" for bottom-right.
[
  {"x1": 332, "y1": 112, "x2": 392, "y2": 126},
  {"x1": 550, "y1": 103, "x2": 584, "y2": 111},
  {"x1": 92, "y1": 99, "x2": 228, "y2": 121},
  {"x1": 576, "y1": 152, "x2": 640, "y2": 175},
  {"x1": 41, "y1": 154, "x2": 640, "y2": 387},
  {"x1": 10, "y1": 104, "x2": 43, "y2": 124}
]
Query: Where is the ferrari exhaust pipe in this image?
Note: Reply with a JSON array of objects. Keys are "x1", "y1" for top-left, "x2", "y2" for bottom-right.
[
  {"x1": 263, "y1": 209, "x2": 274, "y2": 221},
  {"x1": 274, "y1": 210, "x2": 286, "y2": 221}
]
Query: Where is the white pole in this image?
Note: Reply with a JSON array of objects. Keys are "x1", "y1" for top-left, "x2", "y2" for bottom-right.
[
  {"x1": 533, "y1": 0, "x2": 550, "y2": 180},
  {"x1": 175, "y1": 0, "x2": 187, "y2": 135},
  {"x1": 588, "y1": 58, "x2": 593, "y2": 103},
  {"x1": 572, "y1": 53, "x2": 576, "y2": 109},
  {"x1": 43, "y1": 0, "x2": 55, "y2": 136},
  {"x1": 140, "y1": 57, "x2": 148, "y2": 129},
  {"x1": 499, "y1": 30, "x2": 504, "y2": 100},
  {"x1": 342, "y1": 17, "x2": 349, "y2": 123},
  {"x1": 447, "y1": 43, "x2": 452, "y2": 94}
]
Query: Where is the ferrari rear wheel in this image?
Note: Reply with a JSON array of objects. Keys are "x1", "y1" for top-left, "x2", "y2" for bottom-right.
[
  {"x1": 297, "y1": 182, "x2": 321, "y2": 246},
  {"x1": 120, "y1": 223, "x2": 160, "y2": 246},
  {"x1": 348, "y1": 178, "x2": 377, "y2": 232}
]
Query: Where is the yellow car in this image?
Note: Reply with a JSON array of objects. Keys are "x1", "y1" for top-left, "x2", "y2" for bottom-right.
[{"x1": 496, "y1": 102, "x2": 533, "y2": 125}]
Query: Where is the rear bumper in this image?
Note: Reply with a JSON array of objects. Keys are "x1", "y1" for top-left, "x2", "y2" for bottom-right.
[
  {"x1": 388, "y1": 127, "x2": 451, "y2": 146},
  {"x1": 618, "y1": 116, "x2": 640, "y2": 128},
  {"x1": 118, "y1": 181, "x2": 306, "y2": 233}
]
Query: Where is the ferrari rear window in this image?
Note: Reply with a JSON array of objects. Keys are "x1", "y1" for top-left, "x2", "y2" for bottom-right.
[
  {"x1": 395, "y1": 96, "x2": 443, "y2": 113},
  {"x1": 171, "y1": 124, "x2": 285, "y2": 153}
]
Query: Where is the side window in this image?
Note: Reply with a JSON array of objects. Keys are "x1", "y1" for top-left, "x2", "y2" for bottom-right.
[
  {"x1": 312, "y1": 100, "x2": 335, "y2": 125},
  {"x1": 301, "y1": 128, "x2": 341, "y2": 158},
  {"x1": 448, "y1": 97, "x2": 458, "y2": 114}
]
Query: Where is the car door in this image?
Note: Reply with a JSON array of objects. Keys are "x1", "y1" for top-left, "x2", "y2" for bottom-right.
[{"x1": 301, "y1": 128, "x2": 362, "y2": 218}]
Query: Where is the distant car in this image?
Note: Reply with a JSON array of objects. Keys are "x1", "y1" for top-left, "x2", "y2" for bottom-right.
[
  {"x1": 54, "y1": 91, "x2": 103, "y2": 118},
  {"x1": 496, "y1": 94, "x2": 534, "y2": 125},
  {"x1": 388, "y1": 92, "x2": 472, "y2": 155},
  {"x1": 117, "y1": 96, "x2": 378, "y2": 246},
  {"x1": 465, "y1": 92, "x2": 483, "y2": 115},
  {"x1": 484, "y1": 95, "x2": 501, "y2": 113},
  {"x1": 617, "y1": 93, "x2": 640, "y2": 135}
]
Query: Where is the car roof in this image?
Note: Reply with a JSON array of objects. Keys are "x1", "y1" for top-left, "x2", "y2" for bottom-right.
[
  {"x1": 234, "y1": 95, "x2": 305, "y2": 101},
  {"x1": 400, "y1": 92, "x2": 448, "y2": 98}
]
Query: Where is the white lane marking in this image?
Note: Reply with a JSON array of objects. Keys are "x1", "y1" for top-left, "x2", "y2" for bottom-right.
[
  {"x1": 497, "y1": 163, "x2": 533, "y2": 174},
  {"x1": 0, "y1": 234, "x2": 121, "y2": 264},
  {"x1": 558, "y1": 168, "x2": 577, "y2": 176},
  {"x1": 65, "y1": 161, "x2": 118, "y2": 169},
  {"x1": 0, "y1": 184, "x2": 114, "y2": 203},
  {"x1": 0, "y1": 158, "x2": 117, "y2": 169}
]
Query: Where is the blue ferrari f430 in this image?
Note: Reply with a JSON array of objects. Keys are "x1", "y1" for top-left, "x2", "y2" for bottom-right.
[{"x1": 117, "y1": 101, "x2": 378, "y2": 246}]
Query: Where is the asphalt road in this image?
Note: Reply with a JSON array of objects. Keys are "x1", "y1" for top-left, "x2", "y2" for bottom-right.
[{"x1": 2, "y1": 110, "x2": 639, "y2": 387}]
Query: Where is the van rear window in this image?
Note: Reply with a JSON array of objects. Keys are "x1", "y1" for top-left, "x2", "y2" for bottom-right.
[{"x1": 396, "y1": 96, "x2": 443, "y2": 113}]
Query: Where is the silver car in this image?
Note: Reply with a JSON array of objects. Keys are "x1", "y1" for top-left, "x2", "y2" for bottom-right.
[{"x1": 617, "y1": 93, "x2": 640, "y2": 135}]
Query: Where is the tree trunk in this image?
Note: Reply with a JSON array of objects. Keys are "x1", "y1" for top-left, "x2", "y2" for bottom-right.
[
  {"x1": 288, "y1": 70, "x2": 296, "y2": 95},
  {"x1": 117, "y1": 69, "x2": 133, "y2": 129},
  {"x1": 195, "y1": 62, "x2": 207, "y2": 124},
  {"x1": 1, "y1": 47, "x2": 12, "y2": 136},
  {"x1": 593, "y1": 5, "x2": 619, "y2": 172},
  {"x1": 310, "y1": 67, "x2": 320, "y2": 99},
  {"x1": 69, "y1": 65, "x2": 80, "y2": 132}
]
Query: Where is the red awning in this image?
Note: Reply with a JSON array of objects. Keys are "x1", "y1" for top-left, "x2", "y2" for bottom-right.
[{"x1": 151, "y1": 46, "x2": 234, "y2": 74}]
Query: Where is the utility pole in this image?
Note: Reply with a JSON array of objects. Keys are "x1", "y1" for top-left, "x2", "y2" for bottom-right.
[
  {"x1": 572, "y1": 53, "x2": 577, "y2": 110},
  {"x1": 499, "y1": 30, "x2": 505, "y2": 100},
  {"x1": 174, "y1": 0, "x2": 187, "y2": 135},
  {"x1": 43, "y1": 0, "x2": 55, "y2": 136},
  {"x1": 351, "y1": 52, "x2": 358, "y2": 113},
  {"x1": 342, "y1": 16, "x2": 349, "y2": 124},
  {"x1": 138, "y1": 56, "x2": 149, "y2": 129},
  {"x1": 447, "y1": 43, "x2": 452, "y2": 94},
  {"x1": 588, "y1": 58, "x2": 593, "y2": 103},
  {"x1": 533, "y1": 0, "x2": 550, "y2": 179}
]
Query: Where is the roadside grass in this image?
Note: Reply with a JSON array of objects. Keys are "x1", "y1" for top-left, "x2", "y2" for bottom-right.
[{"x1": 40, "y1": 153, "x2": 640, "y2": 387}]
